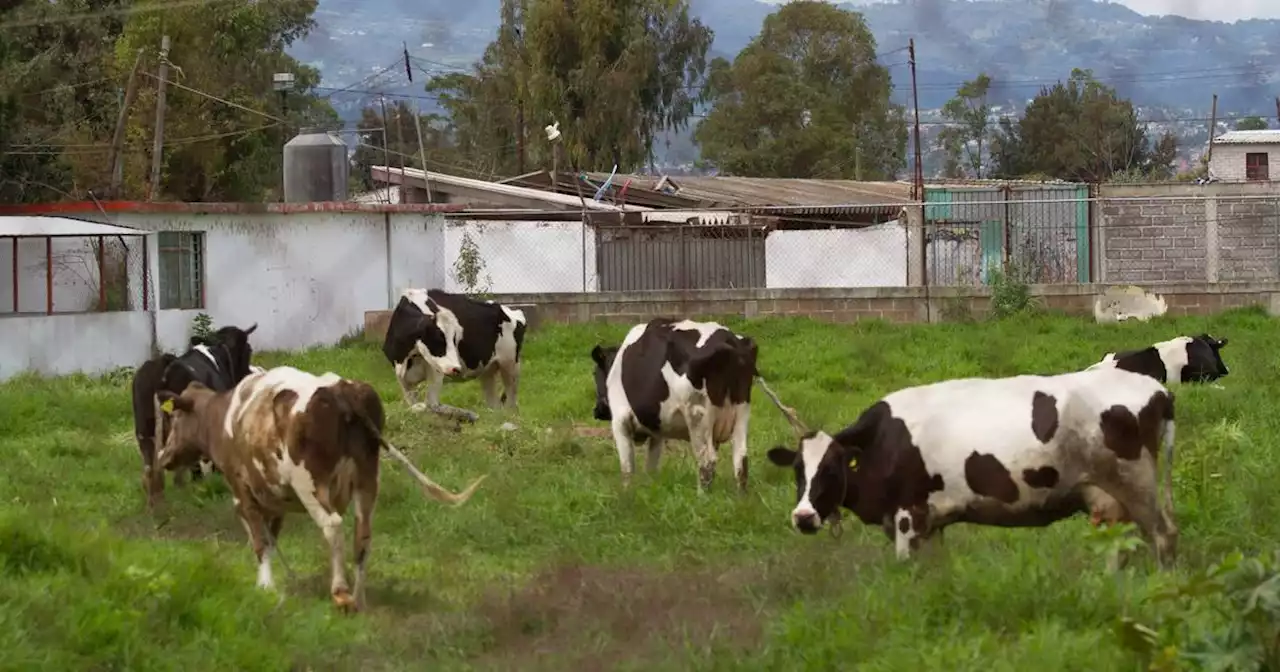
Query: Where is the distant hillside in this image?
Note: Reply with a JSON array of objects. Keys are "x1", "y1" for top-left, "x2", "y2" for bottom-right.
[
  {"x1": 295, "y1": 0, "x2": 1280, "y2": 112},
  {"x1": 289, "y1": 0, "x2": 1280, "y2": 168}
]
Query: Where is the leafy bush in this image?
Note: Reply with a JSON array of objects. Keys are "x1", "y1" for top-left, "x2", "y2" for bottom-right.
[{"x1": 987, "y1": 262, "x2": 1039, "y2": 318}]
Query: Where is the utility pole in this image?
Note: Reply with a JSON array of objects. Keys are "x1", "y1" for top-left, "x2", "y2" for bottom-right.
[
  {"x1": 413, "y1": 102, "x2": 433, "y2": 203},
  {"x1": 1207, "y1": 93, "x2": 1218, "y2": 163},
  {"x1": 1273, "y1": 97, "x2": 1278, "y2": 128},
  {"x1": 516, "y1": 100, "x2": 526, "y2": 175},
  {"x1": 378, "y1": 96, "x2": 396, "y2": 202},
  {"x1": 107, "y1": 48, "x2": 145, "y2": 199},
  {"x1": 908, "y1": 38, "x2": 924, "y2": 200},
  {"x1": 147, "y1": 35, "x2": 170, "y2": 201}
]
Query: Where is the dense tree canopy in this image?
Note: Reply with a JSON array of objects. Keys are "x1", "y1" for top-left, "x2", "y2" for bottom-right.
[
  {"x1": 692, "y1": 1, "x2": 905, "y2": 179},
  {"x1": 990, "y1": 69, "x2": 1176, "y2": 182},
  {"x1": 426, "y1": 0, "x2": 713, "y2": 176},
  {"x1": 0, "y1": 0, "x2": 335, "y2": 203}
]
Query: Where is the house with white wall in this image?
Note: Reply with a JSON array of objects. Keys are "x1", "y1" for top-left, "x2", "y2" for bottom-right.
[{"x1": 1209, "y1": 130, "x2": 1280, "y2": 182}]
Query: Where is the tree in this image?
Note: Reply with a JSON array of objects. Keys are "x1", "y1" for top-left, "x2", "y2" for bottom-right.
[
  {"x1": 1236, "y1": 116, "x2": 1268, "y2": 131},
  {"x1": 937, "y1": 74, "x2": 991, "y2": 178},
  {"x1": 113, "y1": 0, "x2": 337, "y2": 202},
  {"x1": 693, "y1": 1, "x2": 905, "y2": 179},
  {"x1": 427, "y1": 0, "x2": 713, "y2": 176},
  {"x1": 350, "y1": 100, "x2": 467, "y2": 191},
  {"x1": 990, "y1": 69, "x2": 1175, "y2": 182}
]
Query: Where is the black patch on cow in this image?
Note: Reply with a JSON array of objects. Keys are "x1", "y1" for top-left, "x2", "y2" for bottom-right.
[
  {"x1": 829, "y1": 401, "x2": 938, "y2": 526},
  {"x1": 960, "y1": 489, "x2": 1087, "y2": 527},
  {"x1": 1031, "y1": 391, "x2": 1059, "y2": 443},
  {"x1": 427, "y1": 290, "x2": 526, "y2": 370},
  {"x1": 1022, "y1": 466, "x2": 1060, "y2": 489},
  {"x1": 590, "y1": 344, "x2": 619, "y2": 421},
  {"x1": 1110, "y1": 346, "x2": 1167, "y2": 383},
  {"x1": 382, "y1": 296, "x2": 444, "y2": 363},
  {"x1": 964, "y1": 452, "x2": 1020, "y2": 504},
  {"x1": 1099, "y1": 391, "x2": 1171, "y2": 461},
  {"x1": 1180, "y1": 334, "x2": 1229, "y2": 383},
  {"x1": 616, "y1": 319, "x2": 758, "y2": 434}
]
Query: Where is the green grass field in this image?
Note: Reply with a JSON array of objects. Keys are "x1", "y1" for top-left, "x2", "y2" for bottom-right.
[{"x1": 2, "y1": 308, "x2": 1278, "y2": 671}]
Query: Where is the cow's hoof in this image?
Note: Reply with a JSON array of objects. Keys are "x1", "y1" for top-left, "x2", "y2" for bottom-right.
[{"x1": 332, "y1": 590, "x2": 358, "y2": 613}]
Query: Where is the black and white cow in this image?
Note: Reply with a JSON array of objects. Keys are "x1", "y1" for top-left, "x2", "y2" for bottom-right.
[
  {"x1": 762, "y1": 366, "x2": 1178, "y2": 569},
  {"x1": 129, "y1": 323, "x2": 258, "y2": 509},
  {"x1": 1088, "y1": 334, "x2": 1229, "y2": 385},
  {"x1": 590, "y1": 318, "x2": 759, "y2": 493},
  {"x1": 381, "y1": 288, "x2": 527, "y2": 415}
]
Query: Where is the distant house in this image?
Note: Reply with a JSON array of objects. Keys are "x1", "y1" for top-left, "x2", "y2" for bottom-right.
[{"x1": 1209, "y1": 130, "x2": 1280, "y2": 182}]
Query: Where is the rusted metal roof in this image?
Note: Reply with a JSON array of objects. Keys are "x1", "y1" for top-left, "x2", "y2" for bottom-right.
[
  {"x1": 584, "y1": 173, "x2": 913, "y2": 212},
  {"x1": 1213, "y1": 130, "x2": 1280, "y2": 145}
]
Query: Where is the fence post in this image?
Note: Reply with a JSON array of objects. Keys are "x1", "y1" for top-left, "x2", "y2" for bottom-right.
[
  {"x1": 97, "y1": 235, "x2": 106, "y2": 311},
  {"x1": 11, "y1": 238, "x2": 17, "y2": 313},
  {"x1": 45, "y1": 236, "x2": 52, "y2": 315},
  {"x1": 905, "y1": 204, "x2": 925, "y2": 286}
]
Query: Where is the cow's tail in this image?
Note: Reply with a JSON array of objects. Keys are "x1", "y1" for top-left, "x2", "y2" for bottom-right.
[
  {"x1": 338, "y1": 394, "x2": 486, "y2": 506},
  {"x1": 1159, "y1": 393, "x2": 1176, "y2": 522}
]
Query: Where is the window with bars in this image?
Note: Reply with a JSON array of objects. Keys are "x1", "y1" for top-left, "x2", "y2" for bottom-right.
[
  {"x1": 158, "y1": 231, "x2": 205, "y2": 309},
  {"x1": 1246, "y1": 152, "x2": 1270, "y2": 181}
]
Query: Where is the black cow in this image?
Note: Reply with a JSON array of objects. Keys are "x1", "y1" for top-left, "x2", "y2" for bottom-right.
[
  {"x1": 1088, "y1": 334, "x2": 1229, "y2": 384},
  {"x1": 381, "y1": 288, "x2": 527, "y2": 416},
  {"x1": 130, "y1": 323, "x2": 257, "y2": 508},
  {"x1": 590, "y1": 318, "x2": 758, "y2": 493}
]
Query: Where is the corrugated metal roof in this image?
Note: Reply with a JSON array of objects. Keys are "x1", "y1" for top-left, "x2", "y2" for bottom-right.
[
  {"x1": 584, "y1": 173, "x2": 912, "y2": 210},
  {"x1": 1213, "y1": 130, "x2": 1280, "y2": 145},
  {"x1": 374, "y1": 166, "x2": 647, "y2": 212},
  {"x1": 0, "y1": 216, "x2": 149, "y2": 237}
]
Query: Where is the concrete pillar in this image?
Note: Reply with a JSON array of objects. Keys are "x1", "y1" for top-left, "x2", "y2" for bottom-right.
[{"x1": 905, "y1": 204, "x2": 926, "y2": 287}]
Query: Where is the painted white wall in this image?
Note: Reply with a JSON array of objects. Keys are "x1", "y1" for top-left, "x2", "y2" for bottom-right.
[
  {"x1": 442, "y1": 219, "x2": 598, "y2": 293},
  {"x1": 1209, "y1": 143, "x2": 1280, "y2": 182},
  {"x1": 0, "y1": 312, "x2": 152, "y2": 380},
  {"x1": 765, "y1": 221, "x2": 906, "y2": 288},
  {"x1": 0, "y1": 237, "x2": 108, "y2": 314},
  {"x1": 124, "y1": 211, "x2": 442, "y2": 353}
]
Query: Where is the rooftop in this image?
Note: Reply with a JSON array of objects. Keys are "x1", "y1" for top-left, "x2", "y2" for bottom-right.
[
  {"x1": 1213, "y1": 130, "x2": 1280, "y2": 145},
  {"x1": 0, "y1": 215, "x2": 150, "y2": 238}
]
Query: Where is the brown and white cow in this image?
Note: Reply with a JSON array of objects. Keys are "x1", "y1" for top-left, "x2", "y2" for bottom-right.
[
  {"x1": 762, "y1": 366, "x2": 1179, "y2": 569},
  {"x1": 156, "y1": 365, "x2": 487, "y2": 612}
]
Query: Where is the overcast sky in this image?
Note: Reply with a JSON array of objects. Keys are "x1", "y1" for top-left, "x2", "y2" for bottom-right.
[{"x1": 754, "y1": 1, "x2": 1280, "y2": 22}]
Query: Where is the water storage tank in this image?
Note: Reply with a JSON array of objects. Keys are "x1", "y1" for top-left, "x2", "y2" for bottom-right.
[{"x1": 283, "y1": 128, "x2": 350, "y2": 202}]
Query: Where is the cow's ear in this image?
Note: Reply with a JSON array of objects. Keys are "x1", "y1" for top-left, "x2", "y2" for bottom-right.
[
  {"x1": 1216, "y1": 337, "x2": 1228, "y2": 348},
  {"x1": 157, "y1": 391, "x2": 193, "y2": 414},
  {"x1": 243, "y1": 323, "x2": 258, "y2": 335},
  {"x1": 767, "y1": 446, "x2": 797, "y2": 466}
]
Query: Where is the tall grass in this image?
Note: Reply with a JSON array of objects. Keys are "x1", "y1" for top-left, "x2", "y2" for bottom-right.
[{"x1": 1, "y1": 308, "x2": 1276, "y2": 670}]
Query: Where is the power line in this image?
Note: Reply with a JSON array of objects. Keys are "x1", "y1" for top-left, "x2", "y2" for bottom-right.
[
  {"x1": 140, "y1": 72, "x2": 284, "y2": 122},
  {"x1": 3, "y1": 123, "x2": 281, "y2": 155}
]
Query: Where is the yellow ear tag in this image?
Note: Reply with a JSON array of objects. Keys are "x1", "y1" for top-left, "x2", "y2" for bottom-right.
[
  {"x1": 848, "y1": 457, "x2": 858, "y2": 469},
  {"x1": 160, "y1": 399, "x2": 175, "y2": 414}
]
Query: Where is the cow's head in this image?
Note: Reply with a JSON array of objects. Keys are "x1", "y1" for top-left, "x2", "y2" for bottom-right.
[
  {"x1": 755, "y1": 379, "x2": 851, "y2": 534},
  {"x1": 414, "y1": 307, "x2": 463, "y2": 377},
  {"x1": 590, "y1": 344, "x2": 619, "y2": 421},
  {"x1": 1184, "y1": 333, "x2": 1229, "y2": 382},
  {"x1": 155, "y1": 383, "x2": 218, "y2": 471},
  {"x1": 767, "y1": 431, "x2": 853, "y2": 534},
  {"x1": 211, "y1": 323, "x2": 258, "y2": 381}
]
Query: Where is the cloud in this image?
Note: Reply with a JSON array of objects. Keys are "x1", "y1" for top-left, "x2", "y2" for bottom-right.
[{"x1": 753, "y1": 0, "x2": 1279, "y2": 22}]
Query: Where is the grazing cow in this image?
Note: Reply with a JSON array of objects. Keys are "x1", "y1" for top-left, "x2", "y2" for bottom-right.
[
  {"x1": 590, "y1": 318, "x2": 759, "y2": 493},
  {"x1": 382, "y1": 288, "x2": 527, "y2": 416},
  {"x1": 155, "y1": 366, "x2": 487, "y2": 612},
  {"x1": 762, "y1": 366, "x2": 1178, "y2": 569},
  {"x1": 130, "y1": 323, "x2": 258, "y2": 508},
  {"x1": 1088, "y1": 334, "x2": 1229, "y2": 385}
]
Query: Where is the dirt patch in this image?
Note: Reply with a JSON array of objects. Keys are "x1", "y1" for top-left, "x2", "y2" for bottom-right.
[
  {"x1": 472, "y1": 562, "x2": 762, "y2": 669},
  {"x1": 571, "y1": 425, "x2": 611, "y2": 438}
]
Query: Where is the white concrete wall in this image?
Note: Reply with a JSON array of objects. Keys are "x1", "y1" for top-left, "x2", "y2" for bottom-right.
[
  {"x1": 0, "y1": 312, "x2": 152, "y2": 380},
  {"x1": 0, "y1": 237, "x2": 108, "y2": 314},
  {"x1": 765, "y1": 221, "x2": 906, "y2": 288},
  {"x1": 1209, "y1": 143, "x2": 1280, "y2": 182},
  {"x1": 123, "y1": 211, "x2": 445, "y2": 353},
  {"x1": 442, "y1": 219, "x2": 598, "y2": 293}
]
